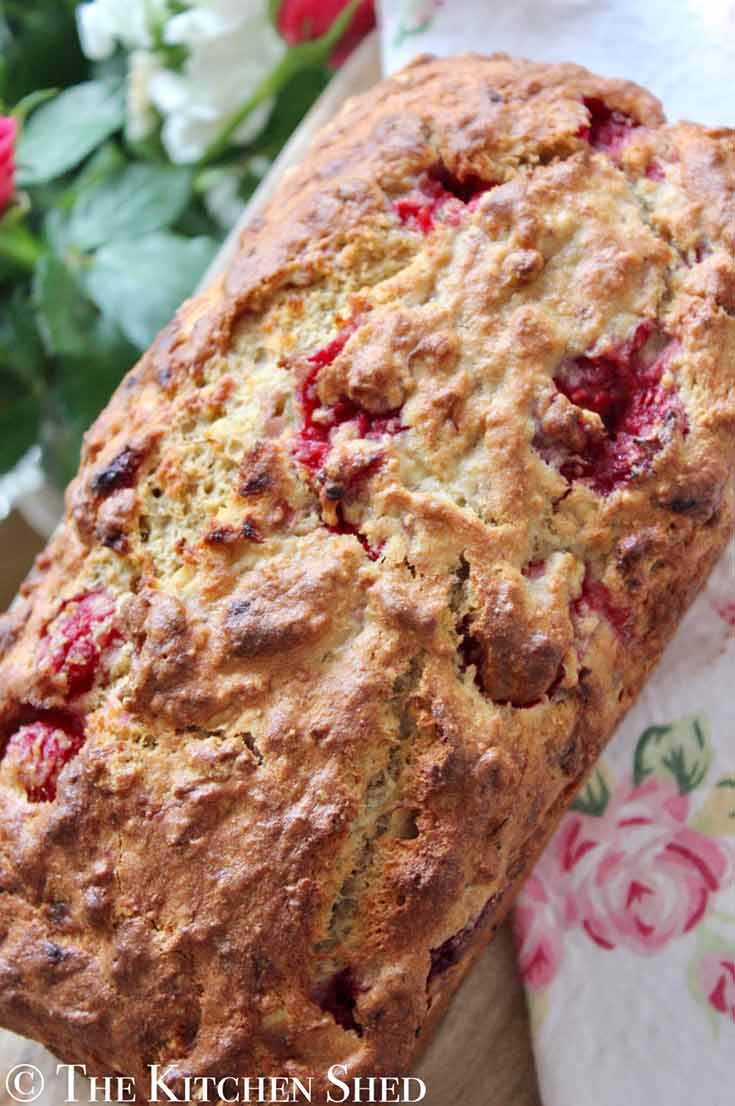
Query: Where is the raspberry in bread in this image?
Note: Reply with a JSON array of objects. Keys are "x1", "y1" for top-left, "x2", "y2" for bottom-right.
[{"x1": 0, "y1": 53, "x2": 734, "y2": 1100}]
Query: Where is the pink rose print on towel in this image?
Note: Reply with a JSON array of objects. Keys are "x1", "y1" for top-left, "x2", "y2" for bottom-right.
[
  {"x1": 696, "y1": 952, "x2": 735, "y2": 1024},
  {"x1": 514, "y1": 872, "x2": 565, "y2": 991},
  {"x1": 558, "y1": 776, "x2": 730, "y2": 955},
  {"x1": 514, "y1": 716, "x2": 734, "y2": 991}
]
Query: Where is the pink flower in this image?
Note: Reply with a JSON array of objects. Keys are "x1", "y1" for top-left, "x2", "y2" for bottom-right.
[
  {"x1": 697, "y1": 952, "x2": 735, "y2": 1022},
  {"x1": 0, "y1": 116, "x2": 17, "y2": 214},
  {"x1": 277, "y1": 0, "x2": 375, "y2": 66},
  {"x1": 514, "y1": 872, "x2": 565, "y2": 990},
  {"x1": 556, "y1": 776, "x2": 731, "y2": 955}
]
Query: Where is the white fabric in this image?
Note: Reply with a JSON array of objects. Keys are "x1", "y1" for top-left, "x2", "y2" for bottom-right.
[{"x1": 379, "y1": 0, "x2": 735, "y2": 125}]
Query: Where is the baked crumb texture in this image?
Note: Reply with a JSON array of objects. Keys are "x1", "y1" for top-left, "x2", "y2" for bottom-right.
[{"x1": 0, "y1": 54, "x2": 734, "y2": 1099}]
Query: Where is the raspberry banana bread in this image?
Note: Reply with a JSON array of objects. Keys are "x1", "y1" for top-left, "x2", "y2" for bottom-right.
[{"x1": 1, "y1": 53, "x2": 734, "y2": 1099}]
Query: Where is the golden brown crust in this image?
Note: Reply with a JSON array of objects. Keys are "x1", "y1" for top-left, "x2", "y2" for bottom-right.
[{"x1": 0, "y1": 53, "x2": 734, "y2": 1100}]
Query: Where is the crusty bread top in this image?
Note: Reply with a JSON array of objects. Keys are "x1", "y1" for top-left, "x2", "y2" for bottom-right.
[{"x1": 0, "y1": 54, "x2": 734, "y2": 1098}]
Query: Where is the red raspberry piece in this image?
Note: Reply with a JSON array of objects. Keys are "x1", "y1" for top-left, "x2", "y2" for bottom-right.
[
  {"x1": 580, "y1": 97, "x2": 638, "y2": 162},
  {"x1": 574, "y1": 573, "x2": 630, "y2": 640},
  {"x1": 304, "y1": 324, "x2": 357, "y2": 371},
  {"x1": 291, "y1": 324, "x2": 405, "y2": 557},
  {"x1": 327, "y1": 507, "x2": 380, "y2": 560},
  {"x1": 394, "y1": 181, "x2": 446, "y2": 235},
  {"x1": 292, "y1": 324, "x2": 358, "y2": 473},
  {"x1": 394, "y1": 169, "x2": 493, "y2": 234},
  {"x1": 291, "y1": 423, "x2": 331, "y2": 474},
  {"x1": 551, "y1": 322, "x2": 685, "y2": 494},
  {"x1": 38, "y1": 590, "x2": 121, "y2": 698},
  {"x1": 3, "y1": 712, "x2": 84, "y2": 802},
  {"x1": 645, "y1": 160, "x2": 665, "y2": 181},
  {"x1": 291, "y1": 324, "x2": 404, "y2": 477},
  {"x1": 393, "y1": 180, "x2": 462, "y2": 234}
]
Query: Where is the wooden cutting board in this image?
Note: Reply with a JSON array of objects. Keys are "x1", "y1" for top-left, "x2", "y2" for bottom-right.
[{"x1": 0, "y1": 34, "x2": 541, "y2": 1105}]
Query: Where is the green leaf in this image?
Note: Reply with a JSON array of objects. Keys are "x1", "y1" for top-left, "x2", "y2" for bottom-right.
[
  {"x1": 0, "y1": 290, "x2": 45, "y2": 385},
  {"x1": 0, "y1": 221, "x2": 43, "y2": 274},
  {"x1": 0, "y1": 365, "x2": 41, "y2": 473},
  {"x1": 12, "y1": 87, "x2": 57, "y2": 124},
  {"x1": 571, "y1": 769, "x2": 610, "y2": 816},
  {"x1": 633, "y1": 715, "x2": 712, "y2": 794},
  {"x1": 40, "y1": 392, "x2": 86, "y2": 490},
  {"x1": 0, "y1": 292, "x2": 44, "y2": 473},
  {"x1": 32, "y1": 246, "x2": 138, "y2": 478},
  {"x1": 34, "y1": 143, "x2": 124, "y2": 230},
  {"x1": 68, "y1": 164, "x2": 193, "y2": 250},
  {"x1": 0, "y1": 3, "x2": 85, "y2": 107},
  {"x1": 694, "y1": 777, "x2": 735, "y2": 837},
  {"x1": 41, "y1": 207, "x2": 73, "y2": 259},
  {"x1": 20, "y1": 177, "x2": 69, "y2": 222},
  {"x1": 171, "y1": 197, "x2": 221, "y2": 239},
  {"x1": 56, "y1": 316, "x2": 135, "y2": 422},
  {"x1": 91, "y1": 51, "x2": 127, "y2": 85},
  {"x1": 66, "y1": 141, "x2": 127, "y2": 202},
  {"x1": 83, "y1": 231, "x2": 218, "y2": 349},
  {"x1": 33, "y1": 251, "x2": 95, "y2": 359},
  {"x1": 42, "y1": 309, "x2": 138, "y2": 489},
  {"x1": 33, "y1": 247, "x2": 137, "y2": 371},
  {"x1": 31, "y1": 251, "x2": 137, "y2": 486},
  {"x1": 17, "y1": 79, "x2": 125, "y2": 186}
]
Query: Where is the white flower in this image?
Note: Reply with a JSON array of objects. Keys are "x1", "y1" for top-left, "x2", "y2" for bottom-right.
[
  {"x1": 77, "y1": 2, "x2": 116, "y2": 59},
  {"x1": 76, "y1": 0, "x2": 167, "y2": 60},
  {"x1": 149, "y1": 1, "x2": 285, "y2": 164},
  {"x1": 126, "y1": 49, "x2": 162, "y2": 142},
  {"x1": 77, "y1": 0, "x2": 286, "y2": 165}
]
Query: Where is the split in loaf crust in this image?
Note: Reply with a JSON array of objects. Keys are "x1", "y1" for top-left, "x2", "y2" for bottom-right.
[{"x1": 1, "y1": 53, "x2": 735, "y2": 1100}]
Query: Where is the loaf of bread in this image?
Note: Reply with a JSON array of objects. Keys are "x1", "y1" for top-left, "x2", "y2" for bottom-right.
[{"x1": 1, "y1": 53, "x2": 734, "y2": 1099}]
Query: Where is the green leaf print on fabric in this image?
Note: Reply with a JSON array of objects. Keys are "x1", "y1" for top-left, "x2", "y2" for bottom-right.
[
  {"x1": 571, "y1": 769, "x2": 610, "y2": 816},
  {"x1": 695, "y1": 777, "x2": 735, "y2": 837},
  {"x1": 393, "y1": 0, "x2": 443, "y2": 46},
  {"x1": 689, "y1": 929, "x2": 735, "y2": 1034},
  {"x1": 633, "y1": 715, "x2": 712, "y2": 794}
]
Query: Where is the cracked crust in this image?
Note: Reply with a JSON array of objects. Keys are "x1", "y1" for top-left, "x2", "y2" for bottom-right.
[{"x1": 0, "y1": 54, "x2": 734, "y2": 1101}]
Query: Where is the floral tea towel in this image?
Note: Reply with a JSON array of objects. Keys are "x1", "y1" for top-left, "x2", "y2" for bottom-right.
[{"x1": 513, "y1": 542, "x2": 735, "y2": 1105}]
